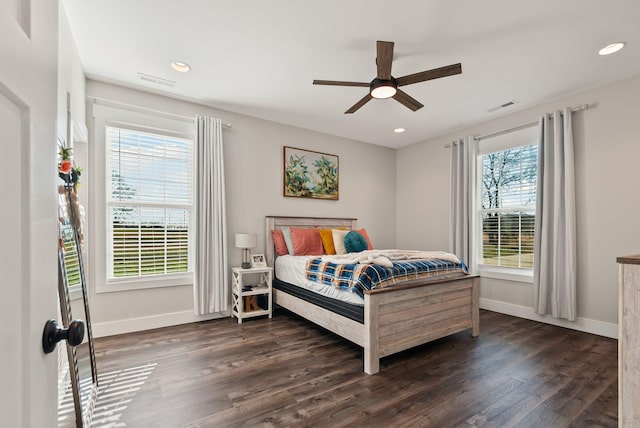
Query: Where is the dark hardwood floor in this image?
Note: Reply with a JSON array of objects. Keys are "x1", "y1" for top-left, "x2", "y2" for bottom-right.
[{"x1": 90, "y1": 310, "x2": 617, "y2": 427}]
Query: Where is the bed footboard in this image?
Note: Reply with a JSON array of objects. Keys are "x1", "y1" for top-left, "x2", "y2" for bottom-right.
[{"x1": 363, "y1": 275, "x2": 479, "y2": 374}]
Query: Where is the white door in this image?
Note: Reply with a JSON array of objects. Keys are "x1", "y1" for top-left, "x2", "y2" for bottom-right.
[{"x1": 0, "y1": 0, "x2": 60, "y2": 427}]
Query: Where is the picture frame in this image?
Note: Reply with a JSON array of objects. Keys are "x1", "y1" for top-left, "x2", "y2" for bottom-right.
[
  {"x1": 283, "y1": 146, "x2": 339, "y2": 200},
  {"x1": 250, "y1": 253, "x2": 267, "y2": 268}
]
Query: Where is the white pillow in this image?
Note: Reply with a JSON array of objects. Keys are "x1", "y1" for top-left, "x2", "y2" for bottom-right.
[
  {"x1": 331, "y1": 229, "x2": 349, "y2": 255},
  {"x1": 281, "y1": 227, "x2": 294, "y2": 255}
]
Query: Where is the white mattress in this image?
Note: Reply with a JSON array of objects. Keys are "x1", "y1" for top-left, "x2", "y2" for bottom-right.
[{"x1": 274, "y1": 255, "x2": 364, "y2": 306}]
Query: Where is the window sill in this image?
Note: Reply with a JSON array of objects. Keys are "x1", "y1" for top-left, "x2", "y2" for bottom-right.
[
  {"x1": 478, "y1": 265, "x2": 533, "y2": 283},
  {"x1": 96, "y1": 272, "x2": 194, "y2": 294}
]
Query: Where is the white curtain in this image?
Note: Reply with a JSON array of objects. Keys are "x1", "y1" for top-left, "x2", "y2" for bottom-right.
[
  {"x1": 194, "y1": 116, "x2": 228, "y2": 315},
  {"x1": 533, "y1": 108, "x2": 576, "y2": 321},
  {"x1": 450, "y1": 136, "x2": 477, "y2": 272}
]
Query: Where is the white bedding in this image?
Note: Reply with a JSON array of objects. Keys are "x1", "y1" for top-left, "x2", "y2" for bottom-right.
[
  {"x1": 275, "y1": 255, "x2": 364, "y2": 306},
  {"x1": 321, "y1": 249, "x2": 461, "y2": 267}
]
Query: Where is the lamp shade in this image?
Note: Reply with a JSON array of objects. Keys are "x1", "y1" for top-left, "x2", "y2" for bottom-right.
[{"x1": 235, "y1": 233, "x2": 257, "y2": 249}]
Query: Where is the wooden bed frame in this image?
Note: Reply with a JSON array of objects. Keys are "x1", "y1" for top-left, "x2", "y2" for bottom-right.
[{"x1": 265, "y1": 216, "x2": 479, "y2": 375}]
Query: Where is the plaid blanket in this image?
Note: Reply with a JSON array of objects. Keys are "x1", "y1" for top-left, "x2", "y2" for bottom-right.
[{"x1": 305, "y1": 257, "x2": 468, "y2": 298}]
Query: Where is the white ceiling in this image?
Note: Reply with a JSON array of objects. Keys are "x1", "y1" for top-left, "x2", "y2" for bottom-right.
[{"x1": 62, "y1": 0, "x2": 640, "y2": 149}]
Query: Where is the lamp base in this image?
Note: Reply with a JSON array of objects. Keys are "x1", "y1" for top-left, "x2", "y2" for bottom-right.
[{"x1": 242, "y1": 248, "x2": 251, "y2": 269}]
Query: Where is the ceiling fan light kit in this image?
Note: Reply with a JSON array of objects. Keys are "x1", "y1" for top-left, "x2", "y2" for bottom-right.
[
  {"x1": 370, "y1": 77, "x2": 397, "y2": 99},
  {"x1": 313, "y1": 40, "x2": 462, "y2": 113}
]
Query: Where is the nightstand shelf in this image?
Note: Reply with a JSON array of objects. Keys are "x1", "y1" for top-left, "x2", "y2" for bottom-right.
[{"x1": 231, "y1": 266, "x2": 273, "y2": 324}]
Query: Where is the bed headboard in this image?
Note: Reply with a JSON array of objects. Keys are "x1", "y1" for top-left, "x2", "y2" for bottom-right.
[{"x1": 265, "y1": 216, "x2": 358, "y2": 267}]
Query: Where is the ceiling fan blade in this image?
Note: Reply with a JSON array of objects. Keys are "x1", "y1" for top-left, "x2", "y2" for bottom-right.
[
  {"x1": 396, "y1": 63, "x2": 462, "y2": 87},
  {"x1": 393, "y1": 89, "x2": 424, "y2": 111},
  {"x1": 376, "y1": 41, "x2": 394, "y2": 80},
  {"x1": 345, "y1": 94, "x2": 373, "y2": 114},
  {"x1": 313, "y1": 79, "x2": 369, "y2": 87}
]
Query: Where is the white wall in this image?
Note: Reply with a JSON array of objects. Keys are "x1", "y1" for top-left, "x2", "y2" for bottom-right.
[
  {"x1": 58, "y1": 4, "x2": 86, "y2": 141},
  {"x1": 85, "y1": 80, "x2": 396, "y2": 336},
  {"x1": 397, "y1": 73, "x2": 640, "y2": 337}
]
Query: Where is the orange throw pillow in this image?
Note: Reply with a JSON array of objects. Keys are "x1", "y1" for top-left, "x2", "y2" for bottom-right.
[
  {"x1": 271, "y1": 229, "x2": 289, "y2": 256},
  {"x1": 357, "y1": 228, "x2": 374, "y2": 250},
  {"x1": 290, "y1": 227, "x2": 324, "y2": 256}
]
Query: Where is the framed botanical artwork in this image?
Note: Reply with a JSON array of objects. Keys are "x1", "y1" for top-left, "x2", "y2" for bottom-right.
[{"x1": 283, "y1": 146, "x2": 339, "y2": 200}]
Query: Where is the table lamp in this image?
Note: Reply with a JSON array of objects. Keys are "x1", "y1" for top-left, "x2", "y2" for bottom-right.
[{"x1": 235, "y1": 233, "x2": 257, "y2": 269}]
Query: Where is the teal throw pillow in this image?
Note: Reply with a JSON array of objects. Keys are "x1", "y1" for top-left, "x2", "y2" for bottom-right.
[{"x1": 344, "y1": 231, "x2": 368, "y2": 253}]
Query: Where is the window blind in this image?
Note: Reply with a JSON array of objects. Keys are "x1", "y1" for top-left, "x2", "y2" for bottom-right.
[
  {"x1": 479, "y1": 143, "x2": 537, "y2": 269},
  {"x1": 61, "y1": 222, "x2": 82, "y2": 287},
  {"x1": 107, "y1": 127, "x2": 193, "y2": 279}
]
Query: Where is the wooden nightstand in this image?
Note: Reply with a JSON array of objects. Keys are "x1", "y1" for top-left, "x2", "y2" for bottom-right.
[{"x1": 231, "y1": 266, "x2": 273, "y2": 324}]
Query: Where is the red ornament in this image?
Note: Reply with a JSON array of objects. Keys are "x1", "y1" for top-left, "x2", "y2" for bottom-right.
[{"x1": 59, "y1": 159, "x2": 72, "y2": 174}]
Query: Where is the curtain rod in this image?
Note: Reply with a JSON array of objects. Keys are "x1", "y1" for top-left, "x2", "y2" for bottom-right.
[
  {"x1": 473, "y1": 103, "x2": 589, "y2": 142},
  {"x1": 87, "y1": 96, "x2": 232, "y2": 128}
]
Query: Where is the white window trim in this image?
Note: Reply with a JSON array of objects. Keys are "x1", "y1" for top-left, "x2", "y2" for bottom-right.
[
  {"x1": 474, "y1": 125, "x2": 539, "y2": 277},
  {"x1": 101, "y1": 272, "x2": 194, "y2": 293},
  {"x1": 478, "y1": 264, "x2": 533, "y2": 283},
  {"x1": 91, "y1": 103, "x2": 195, "y2": 293}
]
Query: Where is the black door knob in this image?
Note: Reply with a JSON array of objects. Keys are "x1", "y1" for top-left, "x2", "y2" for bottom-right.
[{"x1": 42, "y1": 319, "x2": 85, "y2": 354}]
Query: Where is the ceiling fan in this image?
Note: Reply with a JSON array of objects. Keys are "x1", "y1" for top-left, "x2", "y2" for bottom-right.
[{"x1": 313, "y1": 40, "x2": 462, "y2": 114}]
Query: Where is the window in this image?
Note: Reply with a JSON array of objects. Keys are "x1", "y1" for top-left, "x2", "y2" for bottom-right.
[
  {"x1": 58, "y1": 187, "x2": 84, "y2": 297},
  {"x1": 477, "y1": 127, "x2": 538, "y2": 272},
  {"x1": 61, "y1": 222, "x2": 82, "y2": 288},
  {"x1": 107, "y1": 126, "x2": 193, "y2": 280}
]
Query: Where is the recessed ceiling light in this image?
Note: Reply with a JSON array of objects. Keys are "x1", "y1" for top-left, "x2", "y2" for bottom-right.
[
  {"x1": 394, "y1": 128, "x2": 405, "y2": 133},
  {"x1": 171, "y1": 61, "x2": 191, "y2": 72},
  {"x1": 599, "y1": 42, "x2": 626, "y2": 56}
]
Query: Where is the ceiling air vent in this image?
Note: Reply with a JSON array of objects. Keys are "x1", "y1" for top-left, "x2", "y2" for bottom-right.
[
  {"x1": 488, "y1": 100, "x2": 517, "y2": 113},
  {"x1": 137, "y1": 72, "x2": 176, "y2": 87}
]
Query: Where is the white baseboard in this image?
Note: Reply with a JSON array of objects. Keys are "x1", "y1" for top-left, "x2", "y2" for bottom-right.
[
  {"x1": 92, "y1": 309, "x2": 230, "y2": 338},
  {"x1": 479, "y1": 298, "x2": 618, "y2": 339},
  {"x1": 92, "y1": 300, "x2": 617, "y2": 339}
]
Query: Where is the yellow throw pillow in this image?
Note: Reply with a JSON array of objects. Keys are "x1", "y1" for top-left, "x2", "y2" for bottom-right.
[{"x1": 318, "y1": 229, "x2": 336, "y2": 255}]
